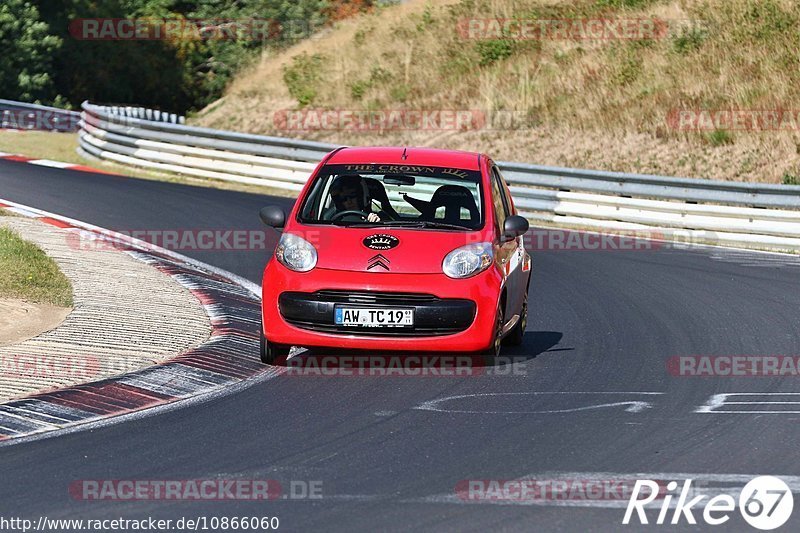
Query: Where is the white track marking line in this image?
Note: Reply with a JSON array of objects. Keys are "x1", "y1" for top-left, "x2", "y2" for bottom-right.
[
  {"x1": 28, "y1": 159, "x2": 73, "y2": 169},
  {"x1": 4, "y1": 206, "x2": 42, "y2": 217},
  {"x1": 696, "y1": 393, "x2": 800, "y2": 414},
  {"x1": 414, "y1": 391, "x2": 664, "y2": 414}
]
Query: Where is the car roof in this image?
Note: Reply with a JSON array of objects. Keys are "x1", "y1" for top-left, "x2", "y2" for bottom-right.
[{"x1": 325, "y1": 147, "x2": 483, "y2": 171}]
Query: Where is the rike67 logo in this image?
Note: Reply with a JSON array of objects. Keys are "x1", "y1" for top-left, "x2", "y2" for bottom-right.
[{"x1": 623, "y1": 476, "x2": 793, "y2": 530}]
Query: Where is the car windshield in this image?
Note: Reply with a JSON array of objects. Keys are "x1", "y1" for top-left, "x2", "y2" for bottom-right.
[{"x1": 298, "y1": 163, "x2": 484, "y2": 230}]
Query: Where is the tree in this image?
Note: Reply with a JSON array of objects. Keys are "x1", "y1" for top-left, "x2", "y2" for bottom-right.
[{"x1": 0, "y1": 0, "x2": 62, "y2": 103}]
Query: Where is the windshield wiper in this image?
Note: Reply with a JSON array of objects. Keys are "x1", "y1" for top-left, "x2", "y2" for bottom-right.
[
  {"x1": 380, "y1": 220, "x2": 470, "y2": 231},
  {"x1": 323, "y1": 219, "x2": 471, "y2": 230},
  {"x1": 329, "y1": 220, "x2": 383, "y2": 227}
]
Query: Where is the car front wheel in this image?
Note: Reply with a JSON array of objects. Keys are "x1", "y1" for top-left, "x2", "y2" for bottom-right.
[
  {"x1": 504, "y1": 293, "x2": 527, "y2": 346},
  {"x1": 482, "y1": 306, "x2": 504, "y2": 357},
  {"x1": 260, "y1": 320, "x2": 291, "y2": 364}
]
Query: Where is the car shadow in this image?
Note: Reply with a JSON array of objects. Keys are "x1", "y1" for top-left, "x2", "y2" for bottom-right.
[
  {"x1": 486, "y1": 330, "x2": 569, "y2": 369},
  {"x1": 505, "y1": 331, "x2": 566, "y2": 358}
]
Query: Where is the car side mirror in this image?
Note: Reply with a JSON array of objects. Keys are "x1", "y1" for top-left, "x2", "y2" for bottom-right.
[
  {"x1": 259, "y1": 206, "x2": 286, "y2": 228},
  {"x1": 502, "y1": 215, "x2": 529, "y2": 241}
]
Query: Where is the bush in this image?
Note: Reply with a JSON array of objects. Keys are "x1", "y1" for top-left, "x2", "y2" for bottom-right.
[
  {"x1": 349, "y1": 80, "x2": 371, "y2": 100},
  {"x1": 672, "y1": 27, "x2": 708, "y2": 54},
  {"x1": 783, "y1": 173, "x2": 800, "y2": 185},
  {"x1": 416, "y1": 4, "x2": 434, "y2": 31},
  {"x1": 475, "y1": 40, "x2": 514, "y2": 66},
  {"x1": 283, "y1": 53, "x2": 326, "y2": 107}
]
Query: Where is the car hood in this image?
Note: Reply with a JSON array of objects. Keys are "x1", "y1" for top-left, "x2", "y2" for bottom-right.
[{"x1": 292, "y1": 225, "x2": 487, "y2": 274}]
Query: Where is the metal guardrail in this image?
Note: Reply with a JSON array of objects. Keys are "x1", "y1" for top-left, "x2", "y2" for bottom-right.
[
  {"x1": 89, "y1": 104, "x2": 185, "y2": 125},
  {"x1": 0, "y1": 99, "x2": 80, "y2": 132},
  {"x1": 77, "y1": 101, "x2": 800, "y2": 252}
]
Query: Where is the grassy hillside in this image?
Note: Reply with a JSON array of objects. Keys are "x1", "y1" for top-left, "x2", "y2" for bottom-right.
[{"x1": 193, "y1": 0, "x2": 800, "y2": 184}]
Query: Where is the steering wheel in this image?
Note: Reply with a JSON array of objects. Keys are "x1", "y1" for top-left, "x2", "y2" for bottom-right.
[{"x1": 331, "y1": 210, "x2": 370, "y2": 221}]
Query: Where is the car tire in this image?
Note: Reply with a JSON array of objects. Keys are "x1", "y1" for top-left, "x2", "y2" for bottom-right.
[
  {"x1": 503, "y1": 293, "x2": 527, "y2": 346},
  {"x1": 482, "y1": 306, "x2": 504, "y2": 358},
  {"x1": 260, "y1": 320, "x2": 291, "y2": 365}
]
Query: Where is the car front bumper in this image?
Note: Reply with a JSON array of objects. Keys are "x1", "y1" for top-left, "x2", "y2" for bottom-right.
[{"x1": 261, "y1": 262, "x2": 502, "y2": 352}]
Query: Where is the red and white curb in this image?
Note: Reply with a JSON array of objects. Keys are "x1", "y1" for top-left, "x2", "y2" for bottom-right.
[
  {"x1": 0, "y1": 198, "x2": 277, "y2": 443},
  {"x1": 0, "y1": 152, "x2": 117, "y2": 176}
]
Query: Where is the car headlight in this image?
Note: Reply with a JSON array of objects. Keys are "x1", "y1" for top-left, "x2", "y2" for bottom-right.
[
  {"x1": 275, "y1": 233, "x2": 317, "y2": 272},
  {"x1": 442, "y1": 242, "x2": 493, "y2": 279}
]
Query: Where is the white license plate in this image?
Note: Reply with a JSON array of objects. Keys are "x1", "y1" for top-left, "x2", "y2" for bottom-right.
[{"x1": 334, "y1": 307, "x2": 414, "y2": 327}]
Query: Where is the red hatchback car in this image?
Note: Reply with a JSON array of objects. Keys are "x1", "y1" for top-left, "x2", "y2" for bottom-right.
[{"x1": 258, "y1": 146, "x2": 532, "y2": 363}]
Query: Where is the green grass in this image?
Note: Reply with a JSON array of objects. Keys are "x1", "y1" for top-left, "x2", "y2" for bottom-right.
[
  {"x1": 0, "y1": 227, "x2": 73, "y2": 307},
  {"x1": 707, "y1": 129, "x2": 734, "y2": 147}
]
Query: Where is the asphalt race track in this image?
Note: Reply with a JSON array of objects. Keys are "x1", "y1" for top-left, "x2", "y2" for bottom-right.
[{"x1": 2, "y1": 158, "x2": 800, "y2": 531}]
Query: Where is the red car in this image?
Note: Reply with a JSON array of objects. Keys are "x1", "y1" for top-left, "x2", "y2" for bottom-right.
[{"x1": 258, "y1": 146, "x2": 532, "y2": 363}]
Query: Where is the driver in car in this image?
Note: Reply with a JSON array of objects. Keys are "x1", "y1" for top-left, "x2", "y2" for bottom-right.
[{"x1": 329, "y1": 175, "x2": 382, "y2": 222}]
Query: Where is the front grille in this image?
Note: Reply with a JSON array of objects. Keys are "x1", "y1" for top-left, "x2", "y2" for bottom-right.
[
  {"x1": 278, "y1": 290, "x2": 476, "y2": 338},
  {"x1": 313, "y1": 290, "x2": 439, "y2": 305}
]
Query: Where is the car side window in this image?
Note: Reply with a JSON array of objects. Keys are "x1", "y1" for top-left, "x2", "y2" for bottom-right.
[
  {"x1": 490, "y1": 166, "x2": 510, "y2": 233},
  {"x1": 495, "y1": 167, "x2": 515, "y2": 215},
  {"x1": 300, "y1": 176, "x2": 326, "y2": 219}
]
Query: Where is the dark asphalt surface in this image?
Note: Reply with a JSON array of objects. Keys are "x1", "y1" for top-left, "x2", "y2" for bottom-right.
[{"x1": 1, "y1": 158, "x2": 800, "y2": 532}]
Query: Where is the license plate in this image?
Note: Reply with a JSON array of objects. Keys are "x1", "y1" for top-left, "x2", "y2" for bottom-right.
[{"x1": 334, "y1": 307, "x2": 414, "y2": 327}]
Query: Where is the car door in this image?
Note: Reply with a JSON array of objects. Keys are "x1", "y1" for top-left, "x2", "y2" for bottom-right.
[
  {"x1": 498, "y1": 165, "x2": 530, "y2": 303},
  {"x1": 489, "y1": 163, "x2": 523, "y2": 321}
]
